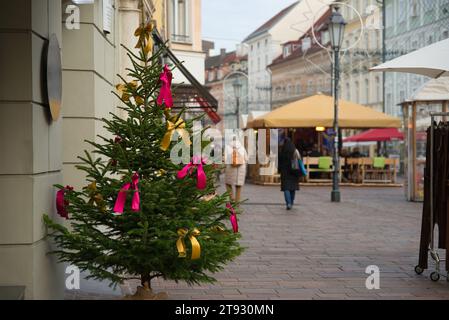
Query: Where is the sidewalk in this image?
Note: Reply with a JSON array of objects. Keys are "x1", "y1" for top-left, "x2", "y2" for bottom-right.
[{"x1": 73, "y1": 183, "x2": 449, "y2": 300}]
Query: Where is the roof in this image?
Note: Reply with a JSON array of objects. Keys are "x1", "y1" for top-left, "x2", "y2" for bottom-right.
[
  {"x1": 247, "y1": 93, "x2": 401, "y2": 129},
  {"x1": 243, "y1": 1, "x2": 299, "y2": 42},
  {"x1": 409, "y1": 77, "x2": 449, "y2": 102},
  {"x1": 205, "y1": 51, "x2": 247, "y2": 70}
]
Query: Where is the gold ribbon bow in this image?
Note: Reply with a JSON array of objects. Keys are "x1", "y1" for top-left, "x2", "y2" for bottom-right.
[
  {"x1": 176, "y1": 228, "x2": 201, "y2": 260},
  {"x1": 85, "y1": 182, "x2": 106, "y2": 213},
  {"x1": 134, "y1": 23, "x2": 153, "y2": 55},
  {"x1": 161, "y1": 118, "x2": 191, "y2": 151},
  {"x1": 115, "y1": 81, "x2": 138, "y2": 102}
]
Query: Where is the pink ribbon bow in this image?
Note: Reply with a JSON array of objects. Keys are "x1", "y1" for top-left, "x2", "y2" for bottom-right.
[
  {"x1": 156, "y1": 64, "x2": 173, "y2": 109},
  {"x1": 113, "y1": 173, "x2": 140, "y2": 215},
  {"x1": 226, "y1": 203, "x2": 239, "y2": 233},
  {"x1": 56, "y1": 186, "x2": 73, "y2": 219},
  {"x1": 177, "y1": 156, "x2": 207, "y2": 190}
]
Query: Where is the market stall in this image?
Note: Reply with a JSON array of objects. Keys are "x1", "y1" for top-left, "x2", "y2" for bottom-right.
[
  {"x1": 399, "y1": 77, "x2": 449, "y2": 201},
  {"x1": 246, "y1": 93, "x2": 401, "y2": 185}
]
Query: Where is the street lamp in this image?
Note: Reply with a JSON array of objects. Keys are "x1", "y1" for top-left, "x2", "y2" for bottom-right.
[
  {"x1": 232, "y1": 77, "x2": 243, "y2": 128},
  {"x1": 329, "y1": 5, "x2": 346, "y2": 203}
]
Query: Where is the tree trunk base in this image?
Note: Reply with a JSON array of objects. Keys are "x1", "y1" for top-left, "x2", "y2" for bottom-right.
[{"x1": 123, "y1": 286, "x2": 168, "y2": 300}]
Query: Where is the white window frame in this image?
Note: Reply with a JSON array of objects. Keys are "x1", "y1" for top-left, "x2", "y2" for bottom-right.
[{"x1": 170, "y1": 0, "x2": 191, "y2": 43}]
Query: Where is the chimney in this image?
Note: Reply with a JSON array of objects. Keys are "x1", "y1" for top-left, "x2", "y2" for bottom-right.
[{"x1": 220, "y1": 48, "x2": 226, "y2": 58}]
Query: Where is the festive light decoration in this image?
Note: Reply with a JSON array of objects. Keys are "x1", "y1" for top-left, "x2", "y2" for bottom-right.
[
  {"x1": 113, "y1": 173, "x2": 140, "y2": 215},
  {"x1": 177, "y1": 156, "x2": 207, "y2": 190}
]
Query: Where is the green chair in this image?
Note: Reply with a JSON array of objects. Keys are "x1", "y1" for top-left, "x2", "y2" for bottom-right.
[
  {"x1": 318, "y1": 157, "x2": 332, "y2": 170},
  {"x1": 373, "y1": 157, "x2": 386, "y2": 169}
]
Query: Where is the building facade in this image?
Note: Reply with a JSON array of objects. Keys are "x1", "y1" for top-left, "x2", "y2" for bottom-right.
[
  {"x1": 0, "y1": 0, "x2": 164, "y2": 299},
  {"x1": 269, "y1": 9, "x2": 332, "y2": 109},
  {"x1": 243, "y1": 0, "x2": 331, "y2": 113},
  {"x1": 340, "y1": 0, "x2": 383, "y2": 113},
  {"x1": 165, "y1": 0, "x2": 205, "y2": 85},
  {"x1": 384, "y1": 0, "x2": 449, "y2": 116},
  {"x1": 205, "y1": 48, "x2": 248, "y2": 131}
]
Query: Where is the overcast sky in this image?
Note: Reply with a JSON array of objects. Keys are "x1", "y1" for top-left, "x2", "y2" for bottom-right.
[{"x1": 202, "y1": 0, "x2": 298, "y2": 55}]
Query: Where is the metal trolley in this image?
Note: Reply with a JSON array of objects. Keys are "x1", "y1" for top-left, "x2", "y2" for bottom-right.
[{"x1": 415, "y1": 112, "x2": 449, "y2": 282}]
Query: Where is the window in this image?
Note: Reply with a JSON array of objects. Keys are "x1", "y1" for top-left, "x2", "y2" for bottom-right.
[
  {"x1": 375, "y1": 76, "x2": 381, "y2": 102},
  {"x1": 257, "y1": 57, "x2": 260, "y2": 71},
  {"x1": 398, "y1": 0, "x2": 406, "y2": 22},
  {"x1": 355, "y1": 81, "x2": 360, "y2": 102},
  {"x1": 265, "y1": 39, "x2": 268, "y2": 47},
  {"x1": 208, "y1": 70, "x2": 215, "y2": 82},
  {"x1": 217, "y1": 70, "x2": 223, "y2": 80},
  {"x1": 170, "y1": 0, "x2": 191, "y2": 42},
  {"x1": 385, "y1": 4, "x2": 393, "y2": 28},
  {"x1": 365, "y1": 79, "x2": 370, "y2": 104},
  {"x1": 296, "y1": 83, "x2": 301, "y2": 95},
  {"x1": 346, "y1": 83, "x2": 351, "y2": 101},
  {"x1": 301, "y1": 37, "x2": 311, "y2": 52},
  {"x1": 283, "y1": 45, "x2": 292, "y2": 58}
]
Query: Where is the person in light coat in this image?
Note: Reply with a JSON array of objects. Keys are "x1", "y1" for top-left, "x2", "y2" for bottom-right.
[{"x1": 224, "y1": 138, "x2": 247, "y2": 202}]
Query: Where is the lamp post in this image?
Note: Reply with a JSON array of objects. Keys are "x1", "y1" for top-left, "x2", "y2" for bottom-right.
[
  {"x1": 329, "y1": 5, "x2": 346, "y2": 203},
  {"x1": 232, "y1": 77, "x2": 243, "y2": 129}
]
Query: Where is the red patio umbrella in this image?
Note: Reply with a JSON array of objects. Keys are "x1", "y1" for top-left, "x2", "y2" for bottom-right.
[{"x1": 343, "y1": 128, "x2": 404, "y2": 143}]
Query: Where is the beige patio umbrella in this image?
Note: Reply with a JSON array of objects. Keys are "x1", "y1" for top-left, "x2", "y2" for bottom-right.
[
  {"x1": 370, "y1": 38, "x2": 449, "y2": 78},
  {"x1": 247, "y1": 93, "x2": 401, "y2": 129}
]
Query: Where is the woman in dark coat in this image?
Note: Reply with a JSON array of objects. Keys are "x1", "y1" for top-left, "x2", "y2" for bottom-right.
[{"x1": 278, "y1": 137, "x2": 300, "y2": 210}]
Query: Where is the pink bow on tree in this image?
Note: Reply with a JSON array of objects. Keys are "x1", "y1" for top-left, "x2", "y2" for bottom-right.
[
  {"x1": 156, "y1": 64, "x2": 174, "y2": 109},
  {"x1": 226, "y1": 203, "x2": 239, "y2": 233},
  {"x1": 177, "y1": 156, "x2": 207, "y2": 190},
  {"x1": 56, "y1": 186, "x2": 73, "y2": 219},
  {"x1": 113, "y1": 173, "x2": 140, "y2": 215}
]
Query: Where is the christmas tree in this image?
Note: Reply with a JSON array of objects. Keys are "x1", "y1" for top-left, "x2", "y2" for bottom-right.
[{"x1": 44, "y1": 22, "x2": 242, "y2": 298}]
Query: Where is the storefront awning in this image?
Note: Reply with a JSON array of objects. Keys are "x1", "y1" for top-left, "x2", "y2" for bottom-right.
[
  {"x1": 247, "y1": 94, "x2": 401, "y2": 129},
  {"x1": 343, "y1": 128, "x2": 404, "y2": 143}
]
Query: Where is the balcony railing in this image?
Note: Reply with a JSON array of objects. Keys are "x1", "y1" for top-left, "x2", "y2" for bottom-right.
[{"x1": 171, "y1": 34, "x2": 191, "y2": 43}]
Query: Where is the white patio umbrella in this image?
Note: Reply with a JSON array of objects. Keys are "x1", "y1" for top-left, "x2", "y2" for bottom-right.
[{"x1": 370, "y1": 38, "x2": 449, "y2": 78}]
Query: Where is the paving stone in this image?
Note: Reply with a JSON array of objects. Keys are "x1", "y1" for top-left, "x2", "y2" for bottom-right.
[{"x1": 68, "y1": 184, "x2": 449, "y2": 300}]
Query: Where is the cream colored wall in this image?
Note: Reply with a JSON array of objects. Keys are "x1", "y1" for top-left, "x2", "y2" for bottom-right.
[
  {"x1": 62, "y1": 0, "x2": 119, "y2": 189},
  {"x1": 0, "y1": 0, "x2": 65, "y2": 299}
]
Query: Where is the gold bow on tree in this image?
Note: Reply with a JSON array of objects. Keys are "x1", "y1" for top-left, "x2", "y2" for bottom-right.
[
  {"x1": 176, "y1": 228, "x2": 201, "y2": 260},
  {"x1": 161, "y1": 117, "x2": 191, "y2": 151},
  {"x1": 134, "y1": 23, "x2": 153, "y2": 55},
  {"x1": 84, "y1": 181, "x2": 107, "y2": 213},
  {"x1": 115, "y1": 81, "x2": 144, "y2": 105}
]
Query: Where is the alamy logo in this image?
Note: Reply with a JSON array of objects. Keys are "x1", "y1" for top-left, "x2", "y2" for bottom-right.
[
  {"x1": 365, "y1": 265, "x2": 380, "y2": 290},
  {"x1": 65, "y1": 265, "x2": 80, "y2": 290},
  {"x1": 65, "y1": 5, "x2": 80, "y2": 30}
]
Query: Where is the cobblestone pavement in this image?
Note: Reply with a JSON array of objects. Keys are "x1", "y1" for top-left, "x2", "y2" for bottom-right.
[{"x1": 73, "y1": 183, "x2": 449, "y2": 300}]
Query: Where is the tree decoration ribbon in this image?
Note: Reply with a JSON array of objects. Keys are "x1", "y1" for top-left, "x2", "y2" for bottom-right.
[
  {"x1": 177, "y1": 156, "x2": 207, "y2": 190},
  {"x1": 156, "y1": 65, "x2": 174, "y2": 109},
  {"x1": 161, "y1": 117, "x2": 191, "y2": 151},
  {"x1": 176, "y1": 228, "x2": 201, "y2": 260},
  {"x1": 226, "y1": 203, "x2": 239, "y2": 233},
  {"x1": 85, "y1": 182, "x2": 106, "y2": 213},
  {"x1": 113, "y1": 173, "x2": 140, "y2": 215},
  {"x1": 134, "y1": 23, "x2": 153, "y2": 55},
  {"x1": 116, "y1": 81, "x2": 141, "y2": 103},
  {"x1": 56, "y1": 186, "x2": 73, "y2": 219}
]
